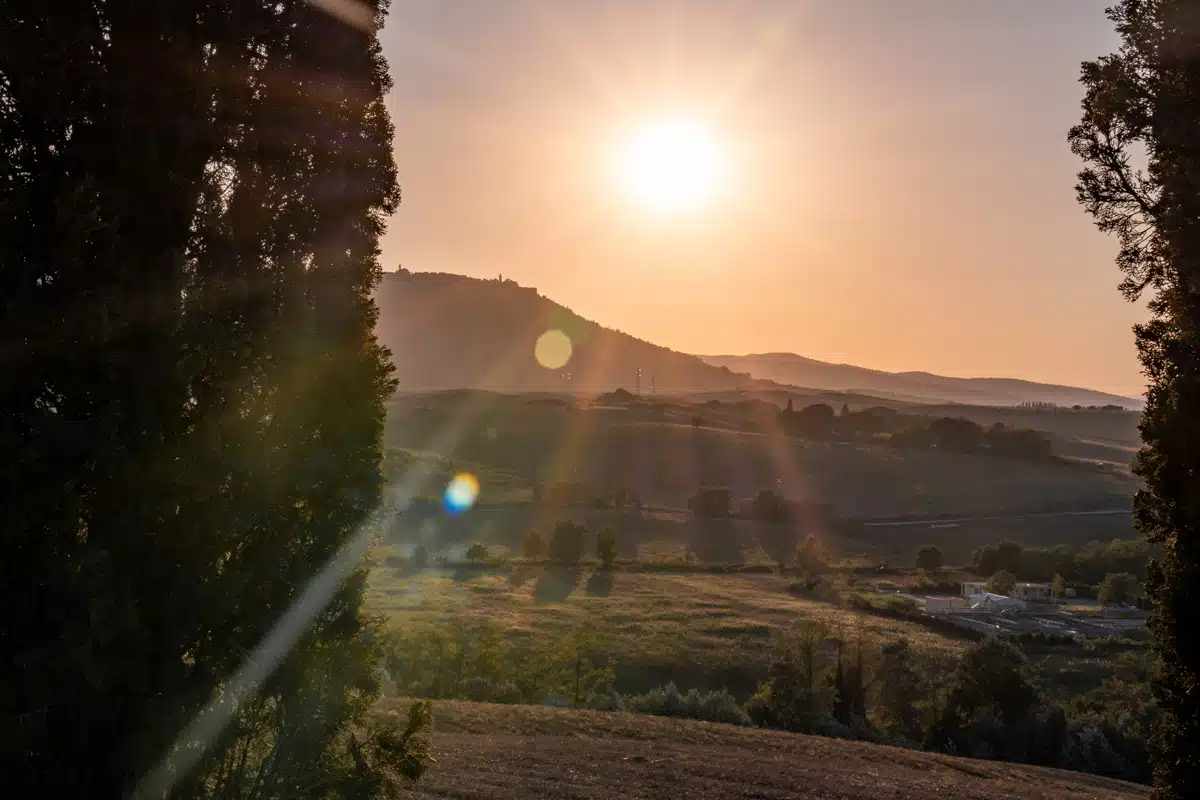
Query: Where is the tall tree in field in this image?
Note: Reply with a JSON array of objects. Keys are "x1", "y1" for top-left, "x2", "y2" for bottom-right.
[
  {"x1": 0, "y1": 1, "x2": 427, "y2": 797},
  {"x1": 1071, "y1": 2, "x2": 1200, "y2": 795}
]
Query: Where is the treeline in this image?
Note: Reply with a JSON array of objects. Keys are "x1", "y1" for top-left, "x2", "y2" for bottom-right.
[
  {"x1": 774, "y1": 401, "x2": 1054, "y2": 461},
  {"x1": 972, "y1": 538, "x2": 1151, "y2": 586},
  {"x1": 688, "y1": 486, "x2": 833, "y2": 524},
  {"x1": 384, "y1": 621, "x2": 1156, "y2": 784}
]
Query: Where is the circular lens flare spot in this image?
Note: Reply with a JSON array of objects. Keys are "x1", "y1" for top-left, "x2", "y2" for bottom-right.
[
  {"x1": 443, "y1": 473, "x2": 480, "y2": 515},
  {"x1": 535, "y1": 329, "x2": 573, "y2": 370}
]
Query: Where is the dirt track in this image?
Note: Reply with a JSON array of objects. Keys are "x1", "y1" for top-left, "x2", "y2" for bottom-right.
[{"x1": 388, "y1": 700, "x2": 1147, "y2": 800}]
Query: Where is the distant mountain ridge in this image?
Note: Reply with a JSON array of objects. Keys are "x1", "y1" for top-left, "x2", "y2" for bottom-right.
[
  {"x1": 699, "y1": 352, "x2": 1141, "y2": 409},
  {"x1": 373, "y1": 270, "x2": 1140, "y2": 408}
]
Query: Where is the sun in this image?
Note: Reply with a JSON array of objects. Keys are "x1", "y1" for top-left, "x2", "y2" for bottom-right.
[{"x1": 615, "y1": 118, "x2": 726, "y2": 216}]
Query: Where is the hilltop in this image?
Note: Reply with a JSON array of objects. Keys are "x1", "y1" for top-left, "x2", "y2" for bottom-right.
[
  {"x1": 390, "y1": 700, "x2": 1145, "y2": 800},
  {"x1": 375, "y1": 271, "x2": 1140, "y2": 407},
  {"x1": 374, "y1": 271, "x2": 765, "y2": 393},
  {"x1": 701, "y1": 352, "x2": 1140, "y2": 409}
]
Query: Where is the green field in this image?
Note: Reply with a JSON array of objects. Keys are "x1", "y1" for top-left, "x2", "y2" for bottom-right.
[{"x1": 385, "y1": 391, "x2": 1137, "y2": 523}]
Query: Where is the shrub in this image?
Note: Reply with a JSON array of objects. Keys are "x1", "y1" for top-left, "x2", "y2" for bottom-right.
[
  {"x1": 624, "y1": 682, "x2": 753, "y2": 727},
  {"x1": 410, "y1": 544, "x2": 430, "y2": 571},
  {"x1": 465, "y1": 542, "x2": 488, "y2": 562}
]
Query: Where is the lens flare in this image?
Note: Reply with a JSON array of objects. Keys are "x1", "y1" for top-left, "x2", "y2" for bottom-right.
[
  {"x1": 443, "y1": 473, "x2": 480, "y2": 515},
  {"x1": 535, "y1": 329, "x2": 573, "y2": 369}
]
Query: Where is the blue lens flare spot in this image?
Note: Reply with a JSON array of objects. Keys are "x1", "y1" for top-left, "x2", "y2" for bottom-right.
[{"x1": 443, "y1": 473, "x2": 480, "y2": 515}]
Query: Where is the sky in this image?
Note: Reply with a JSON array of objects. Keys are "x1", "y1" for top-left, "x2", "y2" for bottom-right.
[{"x1": 378, "y1": 0, "x2": 1148, "y2": 397}]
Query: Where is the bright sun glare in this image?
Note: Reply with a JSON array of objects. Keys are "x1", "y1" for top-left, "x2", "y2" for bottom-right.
[{"x1": 616, "y1": 118, "x2": 725, "y2": 216}]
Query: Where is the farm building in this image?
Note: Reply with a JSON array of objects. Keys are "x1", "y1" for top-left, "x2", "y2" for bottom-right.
[
  {"x1": 961, "y1": 581, "x2": 988, "y2": 600},
  {"x1": 1011, "y1": 582, "x2": 1053, "y2": 603}
]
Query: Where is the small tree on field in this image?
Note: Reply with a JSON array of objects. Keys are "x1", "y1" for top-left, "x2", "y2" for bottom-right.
[
  {"x1": 465, "y1": 542, "x2": 488, "y2": 563},
  {"x1": 522, "y1": 531, "x2": 545, "y2": 560},
  {"x1": 549, "y1": 520, "x2": 587, "y2": 563},
  {"x1": 597, "y1": 527, "x2": 618, "y2": 570},
  {"x1": 987, "y1": 570, "x2": 1017, "y2": 596},
  {"x1": 916, "y1": 544, "x2": 944, "y2": 572},
  {"x1": 795, "y1": 534, "x2": 829, "y2": 575},
  {"x1": 1052, "y1": 573, "x2": 1066, "y2": 601}
]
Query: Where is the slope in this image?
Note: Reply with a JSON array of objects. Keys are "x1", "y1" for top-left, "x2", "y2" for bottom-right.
[
  {"x1": 374, "y1": 271, "x2": 763, "y2": 393},
  {"x1": 701, "y1": 352, "x2": 1140, "y2": 409},
  {"x1": 389, "y1": 700, "x2": 1145, "y2": 800}
]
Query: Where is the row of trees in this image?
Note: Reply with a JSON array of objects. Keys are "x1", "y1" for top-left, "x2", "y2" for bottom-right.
[
  {"x1": 891, "y1": 418, "x2": 1054, "y2": 460},
  {"x1": 972, "y1": 538, "x2": 1152, "y2": 586},
  {"x1": 2, "y1": 1, "x2": 431, "y2": 796},
  {"x1": 385, "y1": 618, "x2": 1157, "y2": 784}
]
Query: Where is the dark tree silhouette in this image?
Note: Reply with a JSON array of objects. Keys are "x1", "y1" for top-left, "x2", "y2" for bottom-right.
[
  {"x1": 915, "y1": 544, "x2": 944, "y2": 572},
  {"x1": 1071, "y1": 2, "x2": 1200, "y2": 794},
  {"x1": 0, "y1": 1, "x2": 428, "y2": 796}
]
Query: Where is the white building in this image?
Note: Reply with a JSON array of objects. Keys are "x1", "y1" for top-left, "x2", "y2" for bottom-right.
[
  {"x1": 961, "y1": 581, "x2": 989, "y2": 600},
  {"x1": 1011, "y1": 582, "x2": 1054, "y2": 603}
]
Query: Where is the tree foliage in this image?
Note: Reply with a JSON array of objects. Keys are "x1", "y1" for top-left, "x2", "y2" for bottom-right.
[
  {"x1": 1098, "y1": 572, "x2": 1139, "y2": 606},
  {"x1": 548, "y1": 520, "x2": 587, "y2": 563},
  {"x1": 1071, "y1": 2, "x2": 1200, "y2": 794},
  {"x1": 986, "y1": 570, "x2": 1018, "y2": 597},
  {"x1": 915, "y1": 544, "x2": 944, "y2": 572},
  {"x1": 596, "y1": 527, "x2": 618, "y2": 570},
  {"x1": 0, "y1": 0, "x2": 429, "y2": 795}
]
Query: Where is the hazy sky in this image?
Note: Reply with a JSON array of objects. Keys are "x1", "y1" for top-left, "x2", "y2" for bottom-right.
[{"x1": 378, "y1": 0, "x2": 1147, "y2": 397}]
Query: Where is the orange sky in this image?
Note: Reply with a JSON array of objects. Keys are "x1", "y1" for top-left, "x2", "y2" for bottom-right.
[{"x1": 378, "y1": 0, "x2": 1147, "y2": 397}]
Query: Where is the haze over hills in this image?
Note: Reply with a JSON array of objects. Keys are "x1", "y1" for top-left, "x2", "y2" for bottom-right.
[
  {"x1": 700, "y1": 352, "x2": 1141, "y2": 409},
  {"x1": 375, "y1": 271, "x2": 1140, "y2": 408}
]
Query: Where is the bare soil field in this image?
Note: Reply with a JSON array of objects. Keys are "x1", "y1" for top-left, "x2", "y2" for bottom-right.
[{"x1": 387, "y1": 700, "x2": 1147, "y2": 800}]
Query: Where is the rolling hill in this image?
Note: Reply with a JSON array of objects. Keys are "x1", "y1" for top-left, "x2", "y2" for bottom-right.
[
  {"x1": 374, "y1": 270, "x2": 1140, "y2": 408},
  {"x1": 374, "y1": 271, "x2": 767, "y2": 393},
  {"x1": 699, "y1": 352, "x2": 1141, "y2": 409},
  {"x1": 389, "y1": 700, "x2": 1145, "y2": 800}
]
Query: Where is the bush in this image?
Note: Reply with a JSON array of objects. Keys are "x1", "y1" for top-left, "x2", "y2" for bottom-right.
[
  {"x1": 465, "y1": 542, "x2": 488, "y2": 562},
  {"x1": 548, "y1": 520, "x2": 587, "y2": 563},
  {"x1": 624, "y1": 682, "x2": 753, "y2": 727},
  {"x1": 410, "y1": 544, "x2": 430, "y2": 571}
]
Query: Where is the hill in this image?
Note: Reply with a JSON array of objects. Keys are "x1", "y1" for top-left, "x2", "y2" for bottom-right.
[
  {"x1": 700, "y1": 352, "x2": 1141, "y2": 409},
  {"x1": 389, "y1": 700, "x2": 1145, "y2": 799},
  {"x1": 374, "y1": 271, "x2": 768, "y2": 393}
]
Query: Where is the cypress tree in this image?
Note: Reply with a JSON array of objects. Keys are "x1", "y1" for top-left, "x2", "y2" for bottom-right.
[
  {"x1": 1071, "y1": 2, "x2": 1200, "y2": 795},
  {"x1": 1, "y1": 1, "x2": 426, "y2": 796}
]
